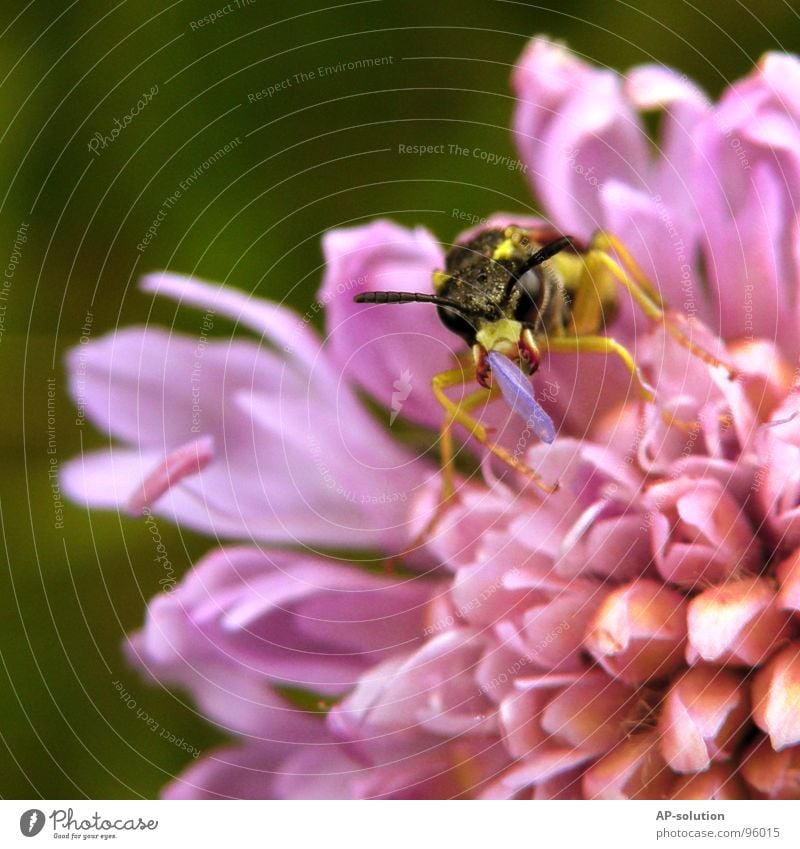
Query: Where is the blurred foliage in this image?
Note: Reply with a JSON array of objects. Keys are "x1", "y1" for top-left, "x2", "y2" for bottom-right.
[{"x1": 0, "y1": 0, "x2": 795, "y2": 798}]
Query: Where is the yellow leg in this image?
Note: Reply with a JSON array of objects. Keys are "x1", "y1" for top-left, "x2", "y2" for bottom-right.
[
  {"x1": 542, "y1": 332, "x2": 703, "y2": 433},
  {"x1": 589, "y1": 232, "x2": 737, "y2": 379},
  {"x1": 432, "y1": 366, "x2": 559, "y2": 495},
  {"x1": 436, "y1": 379, "x2": 495, "y2": 501},
  {"x1": 409, "y1": 365, "x2": 557, "y2": 556},
  {"x1": 412, "y1": 382, "x2": 499, "y2": 544},
  {"x1": 591, "y1": 231, "x2": 663, "y2": 306},
  {"x1": 540, "y1": 334, "x2": 656, "y2": 402}
]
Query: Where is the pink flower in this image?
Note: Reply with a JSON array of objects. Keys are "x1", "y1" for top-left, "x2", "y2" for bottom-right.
[
  {"x1": 320, "y1": 220, "x2": 458, "y2": 430},
  {"x1": 512, "y1": 39, "x2": 800, "y2": 361},
  {"x1": 659, "y1": 666, "x2": 750, "y2": 773},
  {"x1": 756, "y1": 393, "x2": 800, "y2": 547},
  {"x1": 63, "y1": 271, "x2": 431, "y2": 550},
  {"x1": 130, "y1": 546, "x2": 439, "y2": 730},
  {"x1": 65, "y1": 37, "x2": 800, "y2": 798}
]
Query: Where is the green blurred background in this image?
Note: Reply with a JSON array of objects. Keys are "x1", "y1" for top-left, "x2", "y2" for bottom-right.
[{"x1": 0, "y1": 0, "x2": 795, "y2": 798}]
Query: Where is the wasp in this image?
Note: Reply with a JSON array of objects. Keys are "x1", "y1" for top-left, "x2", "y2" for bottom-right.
[{"x1": 354, "y1": 225, "x2": 735, "y2": 496}]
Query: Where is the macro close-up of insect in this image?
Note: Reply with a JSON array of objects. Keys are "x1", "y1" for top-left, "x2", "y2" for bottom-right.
[
  {"x1": 355, "y1": 224, "x2": 736, "y2": 496},
  {"x1": 12, "y1": 0, "x2": 800, "y2": 816}
]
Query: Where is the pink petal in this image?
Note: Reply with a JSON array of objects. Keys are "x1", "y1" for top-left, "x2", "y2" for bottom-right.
[
  {"x1": 669, "y1": 764, "x2": 747, "y2": 800},
  {"x1": 140, "y1": 271, "x2": 323, "y2": 369},
  {"x1": 583, "y1": 732, "x2": 673, "y2": 799},
  {"x1": 320, "y1": 219, "x2": 456, "y2": 429},
  {"x1": 599, "y1": 181, "x2": 711, "y2": 335},
  {"x1": 66, "y1": 327, "x2": 276, "y2": 447},
  {"x1": 498, "y1": 689, "x2": 548, "y2": 759},
  {"x1": 64, "y1": 318, "x2": 427, "y2": 549},
  {"x1": 699, "y1": 162, "x2": 791, "y2": 349},
  {"x1": 659, "y1": 665, "x2": 750, "y2": 773},
  {"x1": 523, "y1": 587, "x2": 607, "y2": 671},
  {"x1": 777, "y1": 551, "x2": 800, "y2": 612},
  {"x1": 752, "y1": 643, "x2": 800, "y2": 750},
  {"x1": 512, "y1": 37, "x2": 649, "y2": 238},
  {"x1": 62, "y1": 447, "x2": 161, "y2": 509},
  {"x1": 163, "y1": 744, "x2": 284, "y2": 800},
  {"x1": 686, "y1": 578, "x2": 792, "y2": 668},
  {"x1": 624, "y1": 64, "x2": 709, "y2": 216},
  {"x1": 584, "y1": 580, "x2": 687, "y2": 684},
  {"x1": 500, "y1": 746, "x2": 596, "y2": 790},
  {"x1": 333, "y1": 629, "x2": 496, "y2": 738},
  {"x1": 741, "y1": 735, "x2": 800, "y2": 799},
  {"x1": 648, "y1": 477, "x2": 760, "y2": 588},
  {"x1": 132, "y1": 546, "x2": 436, "y2": 704},
  {"x1": 540, "y1": 672, "x2": 634, "y2": 754}
]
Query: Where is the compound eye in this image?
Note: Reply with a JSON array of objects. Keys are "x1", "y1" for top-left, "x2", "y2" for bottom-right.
[
  {"x1": 437, "y1": 305, "x2": 476, "y2": 345},
  {"x1": 513, "y1": 268, "x2": 544, "y2": 323}
]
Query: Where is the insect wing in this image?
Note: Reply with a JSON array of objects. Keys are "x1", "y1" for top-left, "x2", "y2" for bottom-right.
[{"x1": 486, "y1": 350, "x2": 556, "y2": 444}]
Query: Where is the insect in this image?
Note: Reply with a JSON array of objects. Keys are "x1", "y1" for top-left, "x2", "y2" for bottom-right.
[{"x1": 354, "y1": 224, "x2": 735, "y2": 496}]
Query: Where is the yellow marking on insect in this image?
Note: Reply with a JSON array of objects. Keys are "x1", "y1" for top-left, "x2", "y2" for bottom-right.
[
  {"x1": 432, "y1": 270, "x2": 449, "y2": 292},
  {"x1": 476, "y1": 318, "x2": 523, "y2": 354},
  {"x1": 549, "y1": 251, "x2": 584, "y2": 291},
  {"x1": 491, "y1": 238, "x2": 518, "y2": 262}
]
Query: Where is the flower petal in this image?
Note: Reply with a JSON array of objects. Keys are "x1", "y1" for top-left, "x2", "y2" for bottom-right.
[
  {"x1": 131, "y1": 546, "x2": 437, "y2": 713},
  {"x1": 584, "y1": 579, "x2": 687, "y2": 684},
  {"x1": 741, "y1": 735, "x2": 800, "y2": 799},
  {"x1": 320, "y1": 220, "x2": 456, "y2": 429},
  {"x1": 659, "y1": 666, "x2": 750, "y2": 773},
  {"x1": 669, "y1": 764, "x2": 747, "y2": 800},
  {"x1": 686, "y1": 579, "x2": 792, "y2": 668},
  {"x1": 140, "y1": 272, "x2": 323, "y2": 368},
  {"x1": 752, "y1": 644, "x2": 800, "y2": 750},
  {"x1": 512, "y1": 37, "x2": 649, "y2": 238},
  {"x1": 583, "y1": 732, "x2": 673, "y2": 800}
]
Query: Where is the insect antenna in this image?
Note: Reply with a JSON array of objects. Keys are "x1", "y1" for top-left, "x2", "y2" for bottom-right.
[
  {"x1": 354, "y1": 290, "x2": 470, "y2": 317},
  {"x1": 516, "y1": 236, "x2": 573, "y2": 276},
  {"x1": 503, "y1": 236, "x2": 573, "y2": 298}
]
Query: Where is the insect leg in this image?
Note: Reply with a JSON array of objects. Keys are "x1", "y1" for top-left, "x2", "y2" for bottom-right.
[
  {"x1": 431, "y1": 366, "x2": 559, "y2": 494},
  {"x1": 410, "y1": 368, "x2": 487, "y2": 544},
  {"x1": 539, "y1": 334, "x2": 656, "y2": 402},
  {"x1": 432, "y1": 365, "x2": 490, "y2": 501},
  {"x1": 591, "y1": 231, "x2": 663, "y2": 305},
  {"x1": 588, "y1": 232, "x2": 737, "y2": 378},
  {"x1": 433, "y1": 368, "x2": 468, "y2": 501},
  {"x1": 542, "y1": 329, "x2": 703, "y2": 434}
]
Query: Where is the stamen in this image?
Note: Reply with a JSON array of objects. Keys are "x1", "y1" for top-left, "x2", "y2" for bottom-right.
[
  {"x1": 127, "y1": 436, "x2": 215, "y2": 515},
  {"x1": 766, "y1": 410, "x2": 799, "y2": 428}
]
